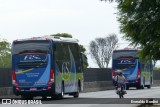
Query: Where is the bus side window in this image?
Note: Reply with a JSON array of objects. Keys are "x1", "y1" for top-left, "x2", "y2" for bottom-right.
[
  {"x1": 69, "y1": 43, "x2": 80, "y2": 71},
  {"x1": 81, "y1": 53, "x2": 88, "y2": 70},
  {"x1": 55, "y1": 43, "x2": 71, "y2": 73},
  {"x1": 55, "y1": 43, "x2": 63, "y2": 72},
  {"x1": 53, "y1": 44, "x2": 56, "y2": 51}
]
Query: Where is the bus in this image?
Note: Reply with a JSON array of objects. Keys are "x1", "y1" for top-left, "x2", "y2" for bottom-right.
[
  {"x1": 11, "y1": 36, "x2": 84, "y2": 99},
  {"x1": 112, "y1": 48, "x2": 153, "y2": 89}
]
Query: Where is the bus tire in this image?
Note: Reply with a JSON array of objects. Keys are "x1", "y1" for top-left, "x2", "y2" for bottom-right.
[
  {"x1": 141, "y1": 84, "x2": 144, "y2": 89},
  {"x1": 73, "y1": 81, "x2": 80, "y2": 98},
  {"x1": 73, "y1": 92, "x2": 79, "y2": 98},
  {"x1": 147, "y1": 85, "x2": 151, "y2": 89},
  {"x1": 58, "y1": 82, "x2": 64, "y2": 99},
  {"x1": 51, "y1": 94, "x2": 58, "y2": 100},
  {"x1": 73, "y1": 87, "x2": 79, "y2": 98},
  {"x1": 126, "y1": 86, "x2": 129, "y2": 90},
  {"x1": 136, "y1": 85, "x2": 141, "y2": 89}
]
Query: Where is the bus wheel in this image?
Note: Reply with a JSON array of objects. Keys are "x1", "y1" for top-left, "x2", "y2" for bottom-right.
[
  {"x1": 73, "y1": 88, "x2": 79, "y2": 98},
  {"x1": 141, "y1": 84, "x2": 144, "y2": 89},
  {"x1": 126, "y1": 86, "x2": 129, "y2": 90},
  {"x1": 136, "y1": 85, "x2": 141, "y2": 90},
  {"x1": 73, "y1": 83, "x2": 80, "y2": 98},
  {"x1": 147, "y1": 85, "x2": 151, "y2": 89},
  {"x1": 58, "y1": 84, "x2": 64, "y2": 99}
]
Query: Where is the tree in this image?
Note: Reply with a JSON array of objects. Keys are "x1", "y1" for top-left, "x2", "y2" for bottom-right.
[
  {"x1": 79, "y1": 45, "x2": 89, "y2": 68},
  {"x1": 153, "y1": 67, "x2": 160, "y2": 71},
  {"x1": 89, "y1": 34, "x2": 118, "y2": 68},
  {"x1": 50, "y1": 33, "x2": 88, "y2": 68},
  {"x1": 101, "y1": 0, "x2": 160, "y2": 61},
  {"x1": 50, "y1": 33, "x2": 72, "y2": 38},
  {"x1": 0, "y1": 39, "x2": 11, "y2": 68}
]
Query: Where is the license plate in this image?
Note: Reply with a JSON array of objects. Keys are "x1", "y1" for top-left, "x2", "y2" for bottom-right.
[
  {"x1": 117, "y1": 88, "x2": 121, "y2": 91},
  {"x1": 30, "y1": 88, "x2": 37, "y2": 91}
]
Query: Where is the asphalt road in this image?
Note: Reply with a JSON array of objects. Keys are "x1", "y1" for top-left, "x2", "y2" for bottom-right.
[
  {"x1": 1, "y1": 87, "x2": 160, "y2": 107},
  {"x1": 80, "y1": 87, "x2": 160, "y2": 98}
]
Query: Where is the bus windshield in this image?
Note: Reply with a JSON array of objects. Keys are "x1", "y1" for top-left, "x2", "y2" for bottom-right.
[
  {"x1": 12, "y1": 40, "x2": 51, "y2": 69},
  {"x1": 113, "y1": 50, "x2": 138, "y2": 60},
  {"x1": 12, "y1": 40, "x2": 51, "y2": 54},
  {"x1": 113, "y1": 58, "x2": 137, "y2": 69},
  {"x1": 112, "y1": 50, "x2": 138, "y2": 70}
]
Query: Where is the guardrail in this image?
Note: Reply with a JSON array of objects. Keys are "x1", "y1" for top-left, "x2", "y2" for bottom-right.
[
  {"x1": 0, "y1": 68, "x2": 160, "y2": 96},
  {"x1": 0, "y1": 68, "x2": 12, "y2": 87},
  {"x1": 0, "y1": 68, "x2": 112, "y2": 87}
]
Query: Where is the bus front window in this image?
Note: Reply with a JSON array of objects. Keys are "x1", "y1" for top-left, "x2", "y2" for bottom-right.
[
  {"x1": 13, "y1": 40, "x2": 51, "y2": 55},
  {"x1": 12, "y1": 40, "x2": 51, "y2": 69},
  {"x1": 113, "y1": 59, "x2": 136, "y2": 70}
]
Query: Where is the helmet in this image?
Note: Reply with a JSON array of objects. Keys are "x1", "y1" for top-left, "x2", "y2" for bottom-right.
[
  {"x1": 116, "y1": 70, "x2": 123, "y2": 75},
  {"x1": 118, "y1": 72, "x2": 123, "y2": 75},
  {"x1": 116, "y1": 70, "x2": 122, "y2": 72}
]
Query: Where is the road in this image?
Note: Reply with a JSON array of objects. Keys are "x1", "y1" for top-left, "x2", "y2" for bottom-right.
[
  {"x1": 1, "y1": 87, "x2": 160, "y2": 107},
  {"x1": 80, "y1": 87, "x2": 160, "y2": 98}
]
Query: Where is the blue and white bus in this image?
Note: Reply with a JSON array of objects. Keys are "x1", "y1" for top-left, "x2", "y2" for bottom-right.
[
  {"x1": 11, "y1": 36, "x2": 84, "y2": 99},
  {"x1": 112, "y1": 48, "x2": 153, "y2": 89}
]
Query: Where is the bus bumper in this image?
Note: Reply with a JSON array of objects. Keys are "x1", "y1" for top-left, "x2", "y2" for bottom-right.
[
  {"x1": 126, "y1": 80, "x2": 141, "y2": 88},
  {"x1": 126, "y1": 82, "x2": 138, "y2": 87},
  {"x1": 13, "y1": 85, "x2": 55, "y2": 96}
]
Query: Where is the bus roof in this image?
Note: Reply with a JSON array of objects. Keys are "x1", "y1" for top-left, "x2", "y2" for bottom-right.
[
  {"x1": 113, "y1": 48, "x2": 140, "y2": 52},
  {"x1": 14, "y1": 36, "x2": 79, "y2": 43}
]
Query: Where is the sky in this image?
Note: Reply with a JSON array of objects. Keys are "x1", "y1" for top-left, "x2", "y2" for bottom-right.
[{"x1": 0, "y1": 0, "x2": 132, "y2": 68}]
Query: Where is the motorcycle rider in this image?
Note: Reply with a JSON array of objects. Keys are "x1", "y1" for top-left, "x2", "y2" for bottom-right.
[{"x1": 114, "y1": 71, "x2": 127, "y2": 94}]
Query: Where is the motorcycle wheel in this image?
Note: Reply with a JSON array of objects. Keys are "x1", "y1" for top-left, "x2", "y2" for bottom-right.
[
  {"x1": 119, "y1": 92, "x2": 124, "y2": 98},
  {"x1": 121, "y1": 94, "x2": 124, "y2": 98},
  {"x1": 119, "y1": 92, "x2": 122, "y2": 98}
]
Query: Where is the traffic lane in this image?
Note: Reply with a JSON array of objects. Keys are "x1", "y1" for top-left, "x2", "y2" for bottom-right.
[
  {"x1": 41, "y1": 97, "x2": 157, "y2": 104},
  {"x1": 1, "y1": 87, "x2": 160, "y2": 107},
  {"x1": 1, "y1": 87, "x2": 159, "y2": 99},
  {"x1": 42, "y1": 97, "x2": 133, "y2": 104},
  {"x1": 80, "y1": 87, "x2": 160, "y2": 98},
  {"x1": 40, "y1": 87, "x2": 160, "y2": 104},
  {"x1": 124, "y1": 87, "x2": 160, "y2": 98}
]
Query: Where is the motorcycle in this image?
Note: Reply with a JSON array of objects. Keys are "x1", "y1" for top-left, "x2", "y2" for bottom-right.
[{"x1": 116, "y1": 84, "x2": 125, "y2": 98}]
